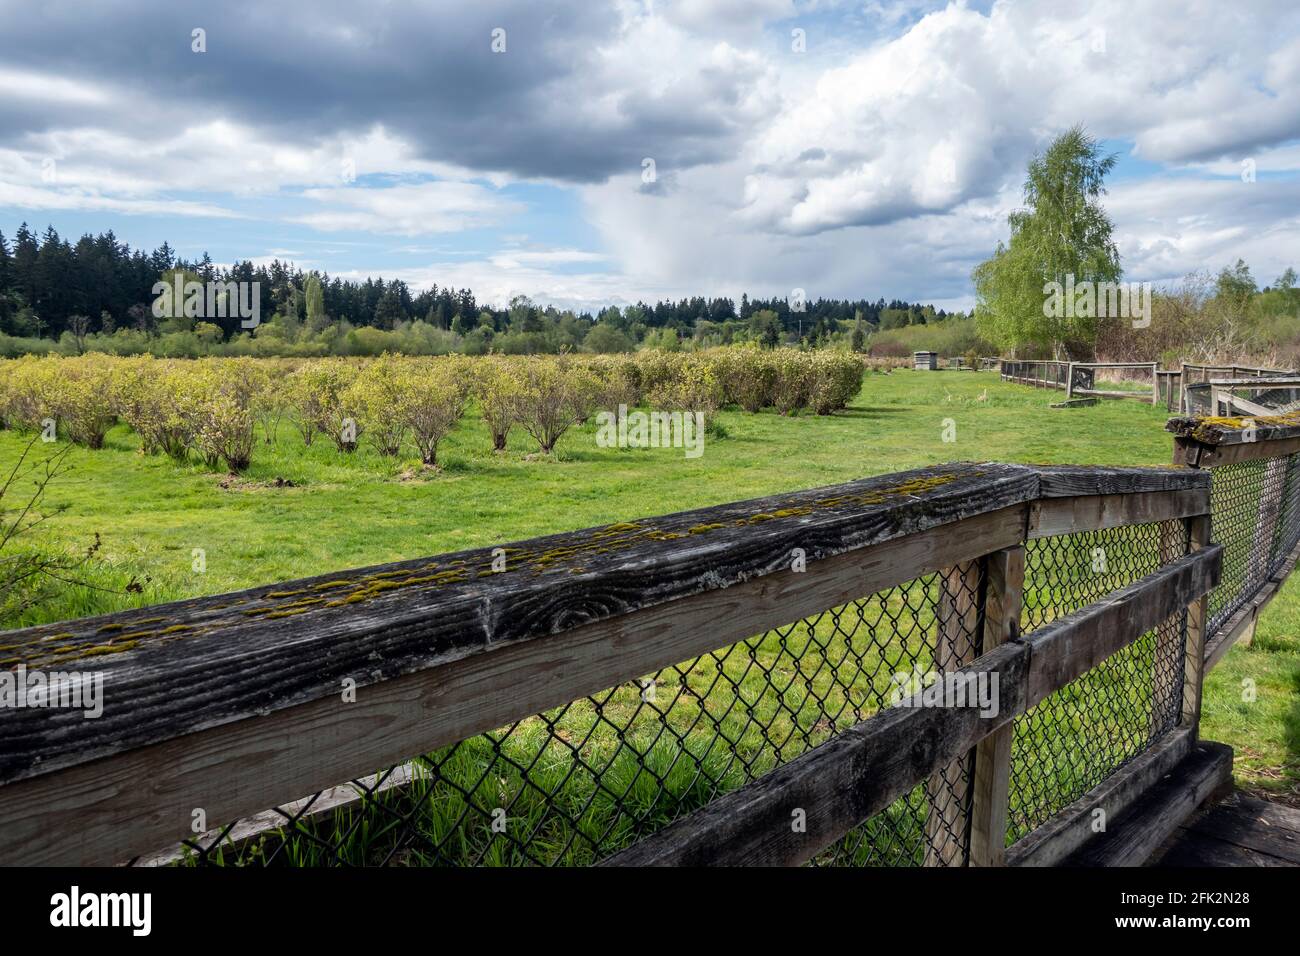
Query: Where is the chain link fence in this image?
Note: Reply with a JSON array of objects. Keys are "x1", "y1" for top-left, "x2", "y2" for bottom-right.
[
  {"x1": 144, "y1": 565, "x2": 987, "y2": 867},
  {"x1": 1204, "y1": 451, "x2": 1300, "y2": 637},
  {"x1": 1009, "y1": 520, "x2": 1189, "y2": 842},
  {"x1": 136, "y1": 518, "x2": 1195, "y2": 868}
]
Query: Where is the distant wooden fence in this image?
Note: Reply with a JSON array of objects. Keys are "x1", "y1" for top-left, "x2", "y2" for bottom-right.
[
  {"x1": 1181, "y1": 376, "x2": 1300, "y2": 417},
  {"x1": 1000, "y1": 360, "x2": 1157, "y2": 404},
  {"x1": 0, "y1": 462, "x2": 1223, "y2": 867},
  {"x1": 999, "y1": 360, "x2": 1298, "y2": 413},
  {"x1": 997, "y1": 359, "x2": 1070, "y2": 391}
]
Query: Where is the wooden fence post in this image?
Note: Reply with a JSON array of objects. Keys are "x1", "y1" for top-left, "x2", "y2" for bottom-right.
[
  {"x1": 968, "y1": 545, "x2": 1024, "y2": 867},
  {"x1": 1182, "y1": 514, "x2": 1212, "y2": 740},
  {"x1": 1066, "y1": 362, "x2": 1075, "y2": 400},
  {"x1": 924, "y1": 558, "x2": 984, "y2": 866}
]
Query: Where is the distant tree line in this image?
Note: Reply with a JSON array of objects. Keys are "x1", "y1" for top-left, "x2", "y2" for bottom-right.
[{"x1": 0, "y1": 222, "x2": 961, "y2": 357}]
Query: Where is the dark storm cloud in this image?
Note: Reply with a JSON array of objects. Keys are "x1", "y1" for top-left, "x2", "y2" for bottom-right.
[{"x1": 0, "y1": 0, "x2": 761, "y2": 182}]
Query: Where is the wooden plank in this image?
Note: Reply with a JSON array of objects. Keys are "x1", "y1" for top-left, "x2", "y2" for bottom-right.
[
  {"x1": 1225, "y1": 794, "x2": 1300, "y2": 837},
  {"x1": 1222, "y1": 393, "x2": 1278, "y2": 417},
  {"x1": 1074, "y1": 388, "x2": 1154, "y2": 399},
  {"x1": 1189, "y1": 435, "x2": 1300, "y2": 467},
  {"x1": 134, "y1": 761, "x2": 425, "y2": 867},
  {"x1": 1158, "y1": 830, "x2": 1293, "y2": 867},
  {"x1": 1006, "y1": 727, "x2": 1193, "y2": 867},
  {"x1": 1180, "y1": 375, "x2": 1300, "y2": 388},
  {"x1": 0, "y1": 466, "x2": 1223, "y2": 867},
  {"x1": 1182, "y1": 516, "x2": 1212, "y2": 736},
  {"x1": 0, "y1": 463, "x2": 1206, "y2": 794},
  {"x1": 1181, "y1": 794, "x2": 1300, "y2": 864},
  {"x1": 1171, "y1": 437, "x2": 1202, "y2": 468},
  {"x1": 969, "y1": 546, "x2": 1023, "y2": 867},
  {"x1": 0, "y1": 504, "x2": 1032, "y2": 867},
  {"x1": 1066, "y1": 741, "x2": 1233, "y2": 866},
  {"x1": 1165, "y1": 416, "x2": 1289, "y2": 443},
  {"x1": 1071, "y1": 362, "x2": 1161, "y2": 369},
  {"x1": 0, "y1": 462, "x2": 1042, "y2": 789},
  {"x1": 1033, "y1": 466, "x2": 1209, "y2": 498},
  {"x1": 1028, "y1": 489, "x2": 1208, "y2": 539}
]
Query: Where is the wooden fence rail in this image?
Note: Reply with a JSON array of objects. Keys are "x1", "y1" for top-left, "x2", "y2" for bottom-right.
[
  {"x1": 997, "y1": 359, "x2": 1298, "y2": 413},
  {"x1": 1169, "y1": 414, "x2": 1300, "y2": 668},
  {"x1": 0, "y1": 462, "x2": 1218, "y2": 867},
  {"x1": 604, "y1": 545, "x2": 1219, "y2": 866}
]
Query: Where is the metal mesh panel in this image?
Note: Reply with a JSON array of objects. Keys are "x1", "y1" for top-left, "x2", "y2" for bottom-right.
[
  {"x1": 137, "y1": 512, "x2": 1204, "y2": 868},
  {"x1": 1009, "y1": 520, "x2": 1188, "y2": 843},
  {"x1": 1206, "y1": 452, "x2": 1300, "y2": 636},
  {"x1": 1008, "y1": 612, "x2": 1186, "y2": 841},
  {"x1": 1182, "y1": 383, "x2": 1212, "y2": 415},
  {"x1": 149, "y1": 564, "x2": 987, "y2": 868},
  {"x1": 1216, "y1": 382, "x2": 1300, "y2": 413}
]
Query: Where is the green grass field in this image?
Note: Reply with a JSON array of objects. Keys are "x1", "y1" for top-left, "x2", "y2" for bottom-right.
[
  {"x1": 2, "y1": 367, "x2": 1296, "y2": 854},
  {"x1": 2, "y1": 368, "x2": 1178, "y2": 624}
]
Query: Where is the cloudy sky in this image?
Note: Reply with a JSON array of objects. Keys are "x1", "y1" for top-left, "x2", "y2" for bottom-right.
[{"x1": 1, "y1": 0, "x2": 1298, "y2": 311}]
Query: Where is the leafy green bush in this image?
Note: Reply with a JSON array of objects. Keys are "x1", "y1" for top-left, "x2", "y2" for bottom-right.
[
  {"x1": 396, "y1": 358, "x2": 469, "y2": 466},
  {"x1": 511, "y1": 357, "x2": 599, "y2": 454}
]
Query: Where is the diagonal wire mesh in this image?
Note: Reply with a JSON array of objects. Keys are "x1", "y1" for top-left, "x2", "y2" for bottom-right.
[
  {"x1": 1204, "y1": 451, "x2": 1300, "y2": 637},
  {"x1": 1008, "y1": 519, "x2": 1189, "y2": 843},
  {"x1": 145, "y1": 564, "x2": 986, "y2": 868},
  {"x1": 141, "y1": 513, "x2": 1211, "y2": 867}
]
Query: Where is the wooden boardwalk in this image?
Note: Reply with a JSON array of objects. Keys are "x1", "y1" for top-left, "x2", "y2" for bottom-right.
[{"x1": 1156, "y1": 792, "x2": 1300, "y2": 867}]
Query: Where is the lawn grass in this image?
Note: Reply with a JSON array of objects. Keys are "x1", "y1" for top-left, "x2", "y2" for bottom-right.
[
  {"x1": 1202, "y1": 576, "x2": 1300, "y2": 806},
  {"x1": 0, "y1": 369, "x2": 1175, "y2": 628},
  {"x1": 2, "y1": 367, "x2": 1295, "y2": 858}
]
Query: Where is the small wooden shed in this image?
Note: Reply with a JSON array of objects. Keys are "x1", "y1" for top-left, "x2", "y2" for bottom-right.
[{"x1": 914, "y1": 351, "x2": 939, "y2": 371}]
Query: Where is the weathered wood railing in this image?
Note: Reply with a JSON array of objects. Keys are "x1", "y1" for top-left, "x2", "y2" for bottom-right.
[
  {"x1": 1002, "y1": 360, "x2": 1160, "y2": 405},
  {"x1": 998, "y1": 360, "x2": 1299, "y2": 413},
  {"x1": 1186, "y1": 376, "x2": 1300, "y2": 418},
  {"x1": 999, "y1": 359, "x2": 1071, "y2": 391},
  {"x1": 0, "y1": 463, "x2": 1220, "y2": 867},
  {"x1": 1175, "y1": 365, "x2": 1297, "y2": 414},
  {"x1": 1170, "y1": 413, "x2": 1300, "y2": 668}
]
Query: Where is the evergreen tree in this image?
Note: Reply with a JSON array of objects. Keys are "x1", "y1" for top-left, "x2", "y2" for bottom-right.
[{"x1": 373, "y1": 287, "x2": 405, "y2": 329}]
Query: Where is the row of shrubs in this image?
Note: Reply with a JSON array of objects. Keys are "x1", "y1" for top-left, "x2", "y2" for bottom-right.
[{"x1": 0, "y1": 348, "x2": 868, "y2": 472}]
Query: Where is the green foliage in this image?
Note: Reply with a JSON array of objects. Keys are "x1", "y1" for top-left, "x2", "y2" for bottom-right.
[
  {"x1": 974, "y1": 126, "x2": 1121, "y2": 358},
  {"x1": 0, "y1": 436, "x2": 103, "y2": 621},
  {"x1": 509, "y1": 356, "x2": 600, "y2": 454},
  {"x1": 304, "y1": 274, "x2": 328, "y2": 332},
  {"x1": 2, "y1": 349, "x2": 869, "y2": 473},
  {"x1": 290, "y1": 359, "x2": 361, "y2": 452},
  {"x1": 868, "y1": 314, "x2": 988, "y2": 358},
  {"x1": 851, "y1": 315, "x2": 866, "y2": 353},
  {"x1": 583, "y1": 322, "x2": 635, "y2": 354},
  {"x1": 646, "y1": 357, "x2": 723, "y2": 427},
  {"x1": 395, "y1": 357, "x2": 469, "y2": 466}
]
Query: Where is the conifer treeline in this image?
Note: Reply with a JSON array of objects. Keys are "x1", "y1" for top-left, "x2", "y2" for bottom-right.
[{"x1": 0, "y1": 222, "x2": 957, "y2": 349}]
